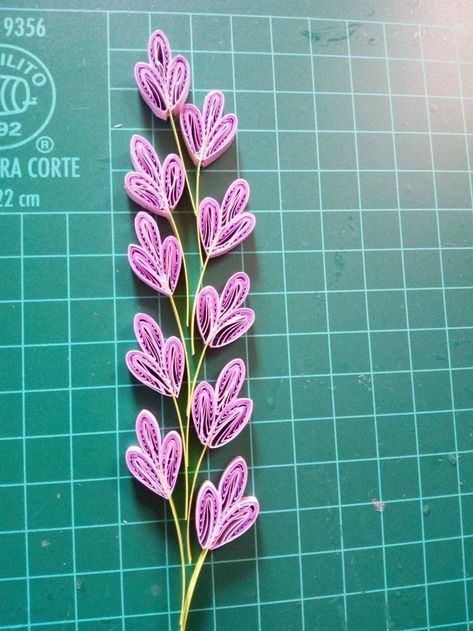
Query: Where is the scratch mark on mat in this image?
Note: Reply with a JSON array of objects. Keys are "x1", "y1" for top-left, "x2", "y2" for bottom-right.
[{"x1": 301, "y1": 22, "x2": 360, "y2": 46}]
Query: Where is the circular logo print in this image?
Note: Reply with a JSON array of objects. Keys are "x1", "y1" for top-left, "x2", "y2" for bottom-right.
[{"x1": 0, "y1": 44, "x2": 55, "y2": 150}]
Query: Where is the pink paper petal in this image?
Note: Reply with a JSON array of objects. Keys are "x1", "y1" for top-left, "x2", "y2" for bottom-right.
[
  {"x1": 148, "y1": 30, "x2": 171, "y2": 74},
  {"x1": 135, "y1": 30, "x2": 191, "y2": 120},
  {"x1": 134, "y1": 63, "x2": 168, "y2": 121},
  {"x1": 211, "y1": 308, "x2": 255, "y2": 348},
  {"x1": 192, "y1": 359, "x2": 252, "y2": 448},
  {"x1": 216, "y1": 358, "x2": 246, "y2": 411},
  {"x1": 196, "y1": 272, "x2": 254, "y2": 348},
  {"x1": 134, "y1": 312, "x2": 164, "y2": 359},
  {"x1": 195, "y1": 481, "x2": 219, "y2": 549},
  {"x1": 126, "y1": 313, "x2": 184, "y2": 398},
  {"x1": 124, "y1": 171, "x2": 169, "y2": 218},
  {"x1": 167, "y1": 55, "x2": 191, "y2": 115},
  {"x1": 195, "y1": 456, "x2": 259, "y2": 550},
  {"x1": 163, "y1": 337, "x2": 185, "y2": 398},
  {"x1": 220, "y1": 272, "x2": 250, "y2": 312},
  {"x1": 204, "y1": 114, "x2": 238, "y2": 167},
  {"x1": 163, "y1": 154, "x2": 185, "y2": 210},
  {"x1": 209, "y1": 215, "x2": 255, "y2": 258},
  {"x1": 191, "y1": 381, "x2": 215, "y2": 445},
  {"x1": 198, "y1": 179, "x2": 255, "y2": 258},
  {"x1": 210, "y1": 499, "x2": 259, "y2": 549},
  {"x1": 126, "y1": 351, "x2": 173, "y2": 396},
  {"x1": 125, "y1": 136, "x2": 184, "y2": 216},
  {"x1": 180, "y1": 90, "x2": 237, "y2": 168},
  {"x1": 128, "y1": 212, "x2": 182, "y2": 296},
  {"x1": 198, "y1": 197, "x2": 220, "y2": 255},
  {"x1": 218, "y1": 456, "x2": 247, "y2": 511},
  {"x1": 126, "y1": 410, "x2": 182, "y2": 499},
  {"x1": 130, "y1": 134, "x2": 161, "y2": 181},
  {"x1": 196, "y1": 286, "x2": 219, "y2": 344},
  {"x1": 203, "y1": 90, "x2": 225, "y2": 134},
  {"x1": 221, "y1": 179, "x2": 250, "y2": 224}
]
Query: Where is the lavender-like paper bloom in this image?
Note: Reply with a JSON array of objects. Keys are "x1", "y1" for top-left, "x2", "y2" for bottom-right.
[
  {"x1": 126, "y1": 313, "x2": 185, "y2": 397},
  {"x1": 195, "y1": 456, "x2": 259, "y2": 550},
  {"x1": 180, "y1": 90, "x2": 237, "y2": 167},
  {"x1": 135, "y1": 30, "x2": 190, "y2": 120},
  {"x1": 192, "y1": 358, "x2": 252, "y2": 448},
  {"x1": 124, "y1": 27, "x2": 259, "y2": 629},
  {"x1": 128, "y1": 211, "x2": 182, "y2": 296},
  {"x1": 199, "y1": 179, "x2": 255, "y2": 258},
  {"x1": 196, "y1": 271, "x2": 254, "y2": 348},
  {"x1": 126, "y1": 409, "x2": 182, "y2": 500},
  {"x1": 125, "y1": 135, "x2": 185, "y2": 219}
]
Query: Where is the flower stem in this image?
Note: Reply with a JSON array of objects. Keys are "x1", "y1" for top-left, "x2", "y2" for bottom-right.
[
  {"x1": 172, "y1": 396, "x2": 187, "y2": 456},
  {"x1": 169, "y1": 112, "x2": 197, "y2": 216},
  {"x1": 172, "y1": 396, "x2": 189, "y2": 518},
  {"x1": 168, "y1": 496, "x2": 187, "y2": 626},
  {"x1": 180, "y1": 548, "x2": 208, "y2": 630},
  {"x1": 169, "y1": 294, "x2": 191, "y2": 408},
  {"x1": 186, "y1": 344, "x2": 208, "y2": 420},
  {"x1": 184, "y1": 343, "x2": 208, "y2": 527},
  {"x1": 169, "y1": 213, "x2": 190, "y2": 327},
  {"x1": 195, "y1": 161, "x2": 204, "y2": 267},
  {"x1": 190, "y1": 255, "x2": 209, "y2": 356},
  {"x1": 185, "y1": 445, "x2": 207, "y2": 563}
]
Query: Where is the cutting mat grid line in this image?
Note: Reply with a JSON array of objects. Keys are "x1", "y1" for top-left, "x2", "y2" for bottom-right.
[
  {"x1": 106, "y1": 11, "x2": 127, "y2": 631},
  {"x1": 419, "y1": 23, "x2": 469, "y2": 627},
  {"x1": 0, "y1": 6, "x2": 472, "y2": 631},
  {"x1": 346, "y1": 18, "x2": 390, "y2": 621},
  {"x1": 269, "y1": 14, "x2": 307, "y2": 630},
  {"x1": 3, "y1": 4, "x2": 473, "y2": 34},
  {"x1": 228, "y1": 12, "x2": 264, "y2": 630}
]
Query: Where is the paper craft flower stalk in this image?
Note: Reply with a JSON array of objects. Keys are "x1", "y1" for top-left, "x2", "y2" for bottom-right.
[{"x1": 124, "y1": 30, "x2": 259, "y2": 629}]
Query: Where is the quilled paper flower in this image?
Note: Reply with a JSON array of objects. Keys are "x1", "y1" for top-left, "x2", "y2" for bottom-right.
[
  {"x1": 135, "y1": 30, "x2": 190, "y2": 120},
  {"x1": 196, "y1": 271, "x2": 254, "y2": 348},
  {"x1": 199, "y1": 179, "x2": 255, "y2": 258},
  {"x1": 124, "y1": 27, "x2": 259, "y2": 630},
  {"x1": 128, "y1": 211, "x2": 182, "y2": 296},
  {"x1": 180, "y1": 90, "x2": 237, "y2": 167},
  {"x1": 191, "y1": 358, "x2": 252, "y2": 448},
  {"x1": 126, "y1": 313, "x2": 185, "y2": 397},
  {"x1": 126, "y1": 409, "x2": 182, "y2": 500},
  {"x1": 125, "y1": 135, "x2": 185, "y2": 218},
  {"x1": 195, "y1": 456, "x2": 259, "y2": 550}
]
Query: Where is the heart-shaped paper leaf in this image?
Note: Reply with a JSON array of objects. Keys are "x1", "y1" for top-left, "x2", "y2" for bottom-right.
[
  {"x1": 199, "y1": 179, "x2": 255, "y2": 258},
  {"x1": 128, "y1": 211, "x2": 182, "y2": 296},
  {"x1": 126, "y1": 313, "x2": 185, "y2": 397},
  {"x1": 125, "y1": 135, "x2": 185, "y2": 218},
  {"x1": 195, "y1": 456, "x2": 259, "y2": 550},
  {"x1": 135, "y1": 30, "x2": 190, "y2": 120},
  {"x1": 192, "y1": 359, "x2": 252, "y2": 448},
  {"x1": 196, "y1": 272, "x2": 254, "y2": 348},
  {"x1": 179, "y1": 90, "x2": 237, "y2": 168},
  {"x1": 126, "y1": 409, "x2": 182, "y2": 500}
]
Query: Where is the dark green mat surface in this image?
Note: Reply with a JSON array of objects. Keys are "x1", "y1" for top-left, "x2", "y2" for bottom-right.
[{"x1": 1, "y1": 1, "x2": 473, "y2": 629}]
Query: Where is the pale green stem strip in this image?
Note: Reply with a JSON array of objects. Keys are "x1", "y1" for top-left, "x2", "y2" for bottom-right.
[
  {"x1": 195, "y1": 161, "x2": 204, "y2": 267},
  {"x1": 186, "y1": 344, "x2": 208, "y2": 421},
  {"x1": 190, "y1": 255, "x2": 209, "y2": 356},
  {"x1": 169, "y1": 213, "x2": 190, "y2": 327},
  {"x1": 168, "y1": 496, "x2": 187, "y2": 627},
  {"x1": 180, "y1": 548, "x2": 209, "y2": 630},
  {"x1": 169, "y1": 294, "x2": 191, "y2": 408},
  {"x1": 185, "y1": 444, "x2": 207, "y2": 564},
  {"x1": 169, "y1": 112, "x2": 197, "y2": 216},
  {"x1": 172, "y1": 395, "x2": 189, "y2": 518}
]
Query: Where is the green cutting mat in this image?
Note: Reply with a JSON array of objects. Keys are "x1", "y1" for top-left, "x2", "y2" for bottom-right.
[{"x1": 1, "y1": 1, "x2": 473, "y2": 629}]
